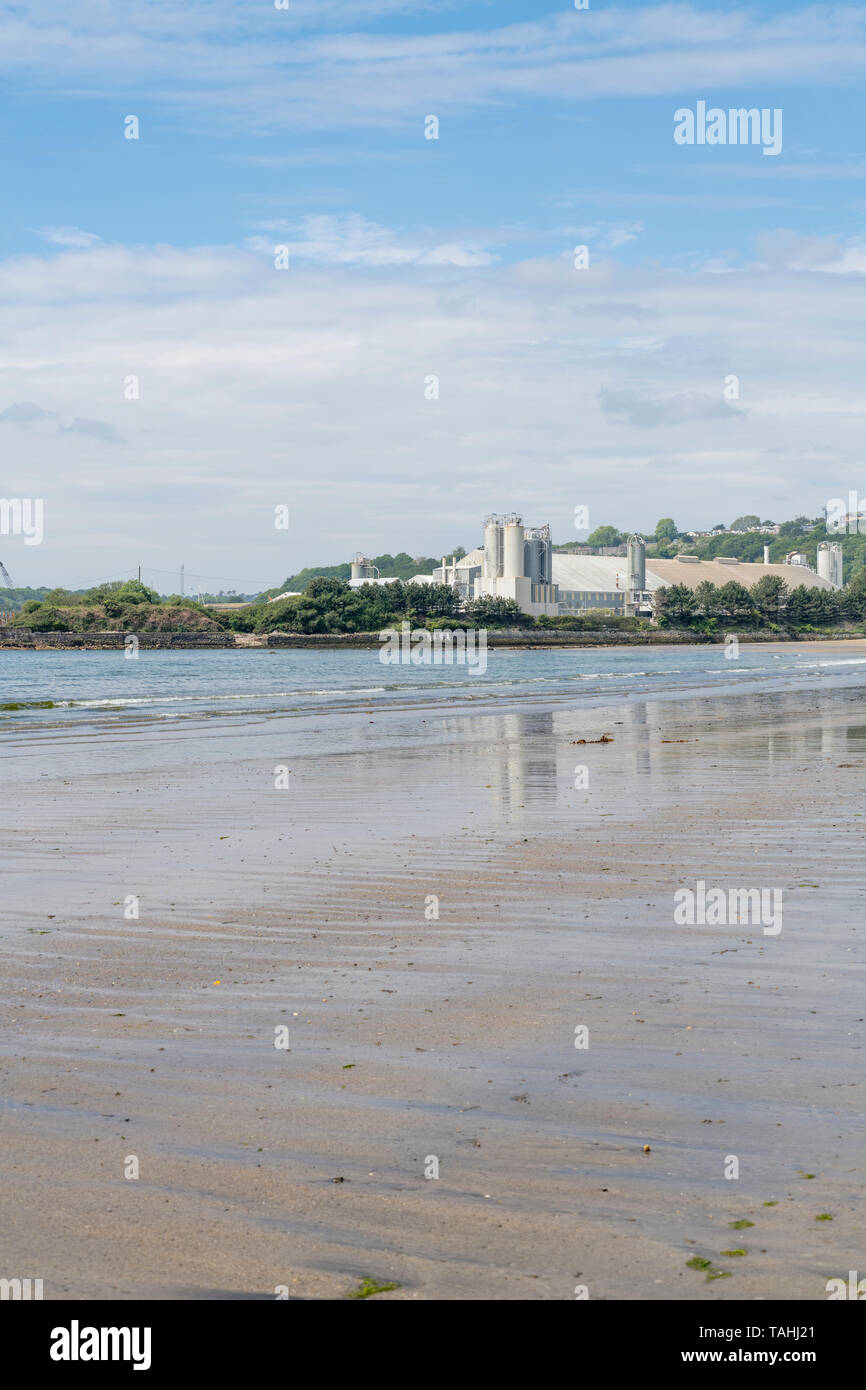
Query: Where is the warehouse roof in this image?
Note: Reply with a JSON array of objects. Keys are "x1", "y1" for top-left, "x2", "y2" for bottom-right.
[
  {"x1": 647, "y1": 558, "x2": 834, "y2": 591},
  {"x1": 552, "y1": 553, "x2": 835, "y2": 594},
  {"x1": 552, "y1": 554, "x2": 638, "y2": 591}
]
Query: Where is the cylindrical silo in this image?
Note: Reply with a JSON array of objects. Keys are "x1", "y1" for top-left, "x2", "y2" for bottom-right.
[
  {"x1": 524, "y1": 535, "x2": 541, "y2": 583},
  {"x1": 484, "y1": 518, "x2": 503, "y2": 580},
  {"x1": 818, "y1": 541, "x2": 844, "y2": 589},
  {"x1": 540, "y1": 533, "x2": 552, "y2": 585},
  {"x1": 817, "y1": 542, "x2": 831, "y2": 584},
  {"x1": 626, "y1": 534, "x2": 646, "y2": 592},
  {"x1": 503, "y1": 520, "x2": 525, "y2": 578}
]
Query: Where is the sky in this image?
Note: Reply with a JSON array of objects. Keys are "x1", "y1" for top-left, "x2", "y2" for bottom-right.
[{"x1": 2, "y1": 0, "x2": 866, "y2": 592}]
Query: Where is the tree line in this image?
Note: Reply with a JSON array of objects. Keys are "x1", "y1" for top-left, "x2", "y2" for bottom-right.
[{"x1": 655, "y1": 570, "x2": 866, "y2": 628}]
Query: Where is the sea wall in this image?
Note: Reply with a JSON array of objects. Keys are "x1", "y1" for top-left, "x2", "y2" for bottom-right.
[
  {"x1": 1, "y1": 627, "x2": 862, "y2": 651},
  {"x1": 257, "y1": 628, "x2": 865, "y2": 649},
  {"x1": 0, "y1": 630, "x2": 234, "y2": 649}
]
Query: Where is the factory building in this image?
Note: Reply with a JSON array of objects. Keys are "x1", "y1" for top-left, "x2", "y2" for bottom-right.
[
  {"x1": 429, "y1": 548, "x2": 484, "y2": 601},
  {"x1": 555, "y1": 535, "x2": 650, "y2": 616},
  {"x1": 357, "y1": 522, "x2": 841, "y2": 619},
  {"x1": 551, "y1": 544, "x2": 837, "y2": 616},
  {"x1": 645, "y1": 553, "x2": 836, "y2": 596},
  {"x1": 431, "y1": 523, "x2": 836, "y2": 617},
  {"x1": 472, "y1": 514, "x2": 560, "y2": 616}
]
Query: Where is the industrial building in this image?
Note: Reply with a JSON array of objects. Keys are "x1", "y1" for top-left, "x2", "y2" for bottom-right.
[
  {"x1": 433, "y1": 515, "x2": 559, "y2": 616},
  {"x1": 432, "y1": 519, "x2": 650, "y2": 617},
  {"x1": 454, "y1": 520, "x2": 839, "y2": 617},
  {"x1": 362, "y1": 523, "x2": 842, "y2": 620}
]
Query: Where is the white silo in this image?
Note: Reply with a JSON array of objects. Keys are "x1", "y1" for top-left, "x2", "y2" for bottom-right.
[
  {"x1": 524, "y1": 533, "x2": 541, "y2": 583},
  {"x1": 817, "y1": 541, "x2": 843, "y2": 589},
  {"x1": 503, "y1": 515, "x2": 525, "y2": 578},
  {"x1": 626, "y1": 534, "x2": 646, "y2": 592},
  {"x1": 483, "y1": 516, "x2": 503, "y2": 580},
  {"x1": 351, "y1": 553, "x2": 375, "y2": 581}
]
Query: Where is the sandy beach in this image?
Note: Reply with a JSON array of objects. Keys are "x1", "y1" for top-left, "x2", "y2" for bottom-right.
[{"x1": 1, "y1": 645, "x2": 864, "y2": 1300}]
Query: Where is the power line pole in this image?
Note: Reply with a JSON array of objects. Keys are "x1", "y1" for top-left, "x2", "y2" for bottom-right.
[{"x1": 180, "y1": 562, "x2": 184, "y2": 597}]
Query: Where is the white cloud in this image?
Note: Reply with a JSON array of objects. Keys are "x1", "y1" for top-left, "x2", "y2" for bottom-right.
[
  {"x1": 1, "y1": 5, "x2": 866, "y2": 130},
  {"x1": 3, "y1": 230, "x2": 866, "y2": 587},
  {"x1": 35, "y1": 226, "x2": 101, "y2": 248},
  {"x1": 247, "y1": 215, "x2": 495, "y2": 267}
]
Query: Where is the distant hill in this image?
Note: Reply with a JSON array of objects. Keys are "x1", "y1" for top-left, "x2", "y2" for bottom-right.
[
  {"x1": 264, "y1": 550, "x2": 456, "y2": 597},
  {"x1": 0, "y1": 586, "x2": 54, "y2": 612}
]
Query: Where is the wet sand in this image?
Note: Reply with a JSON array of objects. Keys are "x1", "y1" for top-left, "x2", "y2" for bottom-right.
[{"x1": 1, "y1": 676, "x2": 865, "y2": 1300}]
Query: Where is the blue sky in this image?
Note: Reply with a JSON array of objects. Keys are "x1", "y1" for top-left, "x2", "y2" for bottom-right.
[{"x1": 2, "y1": 1, "x2": 866, "y2": 589}]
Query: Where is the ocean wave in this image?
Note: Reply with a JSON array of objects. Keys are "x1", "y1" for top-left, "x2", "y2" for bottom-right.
[{"x1": 71, "y1": 687, "x2": 389, "y2": 707}]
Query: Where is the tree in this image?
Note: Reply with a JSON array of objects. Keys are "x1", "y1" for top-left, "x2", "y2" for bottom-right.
[
  {"x1": 749, "y1": 575, "x2": 788, "y2": 620},
  {"x1": 785, "y1": 585, "x2": 813, "y2": 625},
  {"x1": 14, "y1": 605, "x2": 67, "y2": 631},
  {"x1": 305, "y1": 576, "x2": 350, "y2": 598},
  {"x1": 731, "y1": 514, "x2": 761, "y2": 531},
  {"x1": 655, "y1": 518, "x2": 678, "y2": 543},
  {"x1": 693, "y1": 580, "x2": 719, "y2": 617},
  {"x1": 654, "y1": 583, "x2": 695, "y2": 623},
  {"x1": 464, "y1": 595, "x2": 523, "y2": 626},
  {"x1": 844, "y1": 567, "x2": 866, "y2": 622},
  {"x1": 402, "y1": 582, "x2": 461, "y2": 620},
  {"x1": 587, "y1": 525, "x2": 622, "y2": 547},
  {"x1": 813, "y1": 588, "x2": 840, "y2": 626},
  {"x1": 778, "y1": 516, "x2": 811, "y2": 539},
  {"x1": 716, "y1": 581, "x2": 753, "y2": 620}
]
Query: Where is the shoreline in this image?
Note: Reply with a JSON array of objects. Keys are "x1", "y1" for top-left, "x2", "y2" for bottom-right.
[{"x1": 1, "y1": 628, "x2": 865, "y2": 651}]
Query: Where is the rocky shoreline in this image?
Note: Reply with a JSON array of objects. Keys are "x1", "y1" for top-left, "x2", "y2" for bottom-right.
[{"x1": 0, "y1": 626, "x2": 863, "y2": 650}]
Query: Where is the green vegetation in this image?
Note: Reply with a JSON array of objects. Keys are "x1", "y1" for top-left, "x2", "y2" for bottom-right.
[
  {"x1": 0, "y1": 700, "x2": 56, "y2": 710},
  {"x1": 346, "y1": 1277, "x2": 400, "y2": 1300},
  {"x1": 728, "y1": 1219, "x2": 754, "y2": 1229},
  {"x1": 686, "y1": 1255, "x2": 731, "y2": 1282},
  {"x1": 10, "y1": 580, "x2": 226, "y2": 634},
  {"x1": 225, "y1": 580, "x2": 522, "y2": 635},
  {"x1": 0, "y1": 586, "x2": 54, "y2": 613},
  {"x1": 586, "y1": 525, "x2": 624, "y2": 547},
  {"x1": 655, "y1": 517, "x2": 679, "y2": 543},
  {"x1": 655, "y1": 566, "x2": 866, "y2": 632},
  {"x1": 536, "y1": 614, "x2": 647, "y2": 632}
]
